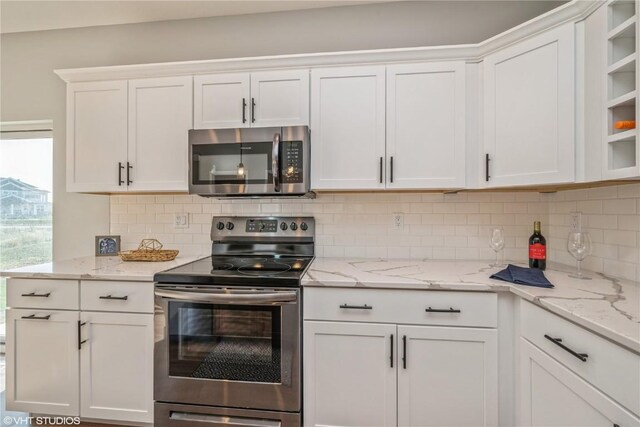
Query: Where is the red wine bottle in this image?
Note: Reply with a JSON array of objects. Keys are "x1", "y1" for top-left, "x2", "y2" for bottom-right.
[{"x1": 529, "y1": 221, "x2": 546, "y2": 270}]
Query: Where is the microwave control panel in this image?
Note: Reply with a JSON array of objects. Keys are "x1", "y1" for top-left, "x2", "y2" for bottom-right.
[{"x1": 281, "y1": 141, "x2": 303, "y2": 183}]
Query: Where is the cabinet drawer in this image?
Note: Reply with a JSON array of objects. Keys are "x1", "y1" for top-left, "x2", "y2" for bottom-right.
[
  {"x1": 304, "y1": 288, "x2": 497, "y2": 328},
  {"x1": 521, "y1": 301, "x2": 640, "y2": 416},
  {"x1": 7, "y1": 278, "x2": 79, "y2": 310},
  {"x1": 80, "y1": 281, "x2": 154, "y2": 313}
]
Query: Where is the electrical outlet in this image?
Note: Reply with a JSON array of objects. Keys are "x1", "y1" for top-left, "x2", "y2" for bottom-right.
[
  {"x1": 174, "y1": 213, "x2": 189, "y2": 229},
  {"x1": 570, "y1": 211, "x2": 582, "y2": 232},
  {"x1": 392, "y1": 213, "x2": 404, "y2": 231}
]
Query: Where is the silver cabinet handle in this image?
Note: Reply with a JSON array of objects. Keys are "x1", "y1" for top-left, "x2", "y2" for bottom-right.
[
  {"x1": 272, "y1": 132, "x2": 281, "y2": 192},
  {"x1": 155, "y1": 289, "x2": 296, "y2": 305}
]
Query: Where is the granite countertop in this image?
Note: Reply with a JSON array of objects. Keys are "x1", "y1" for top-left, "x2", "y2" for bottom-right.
[
  {"x1": 303, "y1": 258, "x2": 640, "y2": 353},
  {"x1": 0, "y1": 255, "x2": 205, "y2": 282}
]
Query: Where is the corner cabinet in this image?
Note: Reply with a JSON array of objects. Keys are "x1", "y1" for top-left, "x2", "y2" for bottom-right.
[
  {"x1": 66, "y1": 76, "x2": 192, "y2": 193},
  {"x1": 193, "y1": 69, "x2": 309, "y2": 129},
  {"x1": 483, "y1": 22, "x2": 575, "y2": 187}
]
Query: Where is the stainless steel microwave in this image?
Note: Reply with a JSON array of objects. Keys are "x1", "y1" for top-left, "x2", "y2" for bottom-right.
[{"x1": 188, "y1": 126, "x2": 311, "y2": 197}]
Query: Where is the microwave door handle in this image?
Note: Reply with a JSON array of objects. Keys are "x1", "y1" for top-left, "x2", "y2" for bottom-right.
[
  {"x1": 155, "y1": 289, "x2": 296, "y2": 305},
  {"x1": 272, "y1": 132, "x2": 281, "y2": 192}
]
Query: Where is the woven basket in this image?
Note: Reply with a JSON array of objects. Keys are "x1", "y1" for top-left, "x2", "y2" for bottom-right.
[{"x1": 118, "y1": 239, "x2": 179, "y2": 262}]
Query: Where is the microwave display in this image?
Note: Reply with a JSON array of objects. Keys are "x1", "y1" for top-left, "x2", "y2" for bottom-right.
[{"x1": 282, "y1": 141, "x2": 303, "y2": 184}]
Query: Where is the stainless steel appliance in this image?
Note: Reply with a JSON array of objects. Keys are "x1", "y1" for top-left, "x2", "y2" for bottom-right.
[
  {"x1": 189, "y1": 126, "x2": 311, "y2": 197},
  {"x1": 153, "y1": 216, "x2": 315, "y2": 427}
]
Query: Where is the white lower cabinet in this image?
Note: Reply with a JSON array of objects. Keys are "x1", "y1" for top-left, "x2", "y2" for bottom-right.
[
  {"x1": 519, "y1": 338, "x2": 639, "y2": 427},
  {"x1": 6, "y1": 309, "x2": 80, "y2": 416},
  {"x1": 303, "y1": 321, "x2": 498, "y2": 426},
  {"x1": 80, "y1": 312, "x2": 154, "y2": 423},
  {"x1": 304, "y1": 321, "x2": 397, "y2": 427},
  {"x1": 398, "y1": 326, "x2": 498, "y2": 427}
]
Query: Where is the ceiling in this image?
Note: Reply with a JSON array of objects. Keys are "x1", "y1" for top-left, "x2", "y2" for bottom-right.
[{"x1": 0, "y1": 0, "x2": 394, "y2": 34}]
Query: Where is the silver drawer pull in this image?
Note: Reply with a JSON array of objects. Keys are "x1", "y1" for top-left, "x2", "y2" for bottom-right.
[
  {"x1": 170, "y1": 411, "x2": 281, "y2": 427},
  {"x1": 99, "y1": 295, "x2": 128, "y2": 301},
  {"x1": 22, "y1": 314, "x2": 51, "y2": 320},
  {"x1": 339, "y1": 304, "x2": 372, "y2": 310},
  {"x1": 21, "y1": 292, "x2": 51, "y2": 298},
  {"x1": 425, "y1": 307, "x2": 461, "y2": 313}
]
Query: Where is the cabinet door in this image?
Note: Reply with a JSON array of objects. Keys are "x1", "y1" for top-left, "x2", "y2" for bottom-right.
[
  {"x1": 303, "y1": 321, "x2": 396, "y2": 427},
  {"x1": 66, "y1": 80, "x2": 128, "y2": 192},
  {"x1": 194, "y1": 73, "x2": 250, "y2": 129},
  {"x1": 6, "y1": 309, "x2": 79, "y2": 415},
  {"x1": 310, "y1": 66, "x2": 386, "y2": 190},
  {"x1": 483, "y1": 23, "x2": 575, "y2": 187},
  {"x1": 519, "y1": 338, "x2": 639, "y2": 427},
  {"x1": 397, "y1": 325, "x2": 498, "y2": 427},
  {"x1": 128, "y1": 76, "x2": 192, "y2": 192},
  {"x1": 80, "y1": 312, "x2": 154, "y2": 423},
  {"x1": 387, "y1": 62, "x2": 466, "y2": 188},
  {"x1": 250, "y1": 70, "x2": 309, "y2": 127}
]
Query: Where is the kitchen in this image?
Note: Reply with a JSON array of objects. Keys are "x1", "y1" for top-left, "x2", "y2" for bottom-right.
[{"x1": 0, "y1": 1, "x2": 639, "y2": 426}]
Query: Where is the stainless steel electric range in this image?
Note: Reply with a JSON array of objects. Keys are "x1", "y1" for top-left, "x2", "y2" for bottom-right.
[{"x1": 153, "y1": 216, "x2": 314, "y2": 427}]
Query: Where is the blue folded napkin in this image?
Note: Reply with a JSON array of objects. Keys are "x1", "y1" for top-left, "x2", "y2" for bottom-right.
[{"x1": 490, "y1": 264, "x2": 554, "y2": 288}]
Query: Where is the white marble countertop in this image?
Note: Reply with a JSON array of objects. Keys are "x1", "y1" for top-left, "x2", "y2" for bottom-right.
[
  {"x1": 0, "y1": 255, "x2": 205, "y2": 282},
  {"x1": 303, "y1": 259, "x2": 640, "y2": 353}
]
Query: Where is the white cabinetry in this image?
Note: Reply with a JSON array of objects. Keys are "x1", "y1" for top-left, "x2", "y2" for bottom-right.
[
  {"x1": 127, "y1": 76, "x2": 192, "y2": 191},
  {"x1": 66, "y1": 77, "x2": 192, "y2": 193},
  {"x1": 310, "y1": 66, "x2": 387, "y2": 190},
  {"x1": 386, "y1": 62, "x2": 466, "y2": 188},
  {"x1": 194, "y1": 70, "x2": 309, "y2": 129},
  {"x1": 303, "y1": 321, "x2": 396, "y2": 427},
  {"x1": 66, "y1": 80, "x2": 128, "y2": 192},
  {"x1": 6, "y1": 309, "x2": 80, "y2": 416},
  {"x1": 80, "y1": 312, "x2": 154, "y2": 422},
  {"x1": 5, "y1": 278, "x2": 154, "y2": 424},
  {"x1": 483, "y1": 23, "x2": 575, "y2": 187},
  {"x1": 398, "y1": 326, "x2": 497, "y2": 427},
  {"x1": 303, "y1": 288, "x2": 498, "y2": 427},
  {"x1": 519, "y1": 339, "x2": 639, "y2": 427}
]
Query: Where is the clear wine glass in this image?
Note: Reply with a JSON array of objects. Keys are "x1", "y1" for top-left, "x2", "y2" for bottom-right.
[
  {"x1": 489, "y1": 227, "x2": 505, "y2": 267},
  {"x1": 567, "y1": 231, "x2": 592, "y2": 280}
]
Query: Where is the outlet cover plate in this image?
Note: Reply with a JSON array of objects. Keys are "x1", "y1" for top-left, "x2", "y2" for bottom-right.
[{"x1": 174, "y1": 213, "x2": 189, "y2": 229}]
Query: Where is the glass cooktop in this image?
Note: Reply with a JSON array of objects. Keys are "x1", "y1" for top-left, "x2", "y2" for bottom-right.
[{"x1": 153, "y1": 256, "x2": 313, "y2": 286}]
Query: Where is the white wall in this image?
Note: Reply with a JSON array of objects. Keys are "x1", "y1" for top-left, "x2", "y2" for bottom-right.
[{"x1": 0, "y1": 1, "x2": 564, "y2": 260}]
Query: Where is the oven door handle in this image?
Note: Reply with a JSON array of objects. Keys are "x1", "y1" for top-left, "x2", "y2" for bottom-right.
[
  {"x1": 155, "y1": 289, "x2": 296, "y2": 305},
  {"x1": 272, "y1": 132, "x2": 281, "y2": 193}
]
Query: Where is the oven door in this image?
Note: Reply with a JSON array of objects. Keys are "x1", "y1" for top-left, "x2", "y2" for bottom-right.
[{"x1": 154, "y1": 286, "x2": 300, "y2": 412}]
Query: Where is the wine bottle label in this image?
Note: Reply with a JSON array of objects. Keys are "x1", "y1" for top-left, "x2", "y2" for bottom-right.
[{"x1": 529, "y1": 243, "x2": 546, "y2": 260}]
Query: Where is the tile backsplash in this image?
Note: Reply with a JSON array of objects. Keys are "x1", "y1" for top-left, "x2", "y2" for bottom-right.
[{"x1": 110, "y1": 183, "x2": 640, "y2": 281}]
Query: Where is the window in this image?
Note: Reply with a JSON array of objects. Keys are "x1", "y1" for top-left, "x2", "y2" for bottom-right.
[{"x1": 0, "y1": 121, "x2": 53, "y2": 374}]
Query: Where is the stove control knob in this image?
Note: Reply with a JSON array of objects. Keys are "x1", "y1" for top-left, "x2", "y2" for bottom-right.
[
  {"x1": 226, "y1": 222, "x2": 235, "y2": 230},
  {"x1": 216, "y1": 221, "x2": 225, "y2": 231},
  {"x1": 280, "y1": 222, "x2": 288, "y2": 231},
  {"x1": 300, "y1": 222, "x2": 309, "y2": 231},
  {"x1": 290, "y1": 222, "x2": 298, "y2": 231},
  {"x1": 259, "y1": 223, "x2": 266, "y2": 231}
]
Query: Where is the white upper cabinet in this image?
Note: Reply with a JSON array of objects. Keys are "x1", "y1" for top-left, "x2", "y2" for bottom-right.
[
  {"x1": 194, "y1": 73, "x2": 250, "y2": 129},
  {"x1": 483, "y1": 22, "x2": 575, "y2": 187},
  {"x1": 311, "y1": 66, "x2": 386, "y2": 190},
  {"x1": 127, "y1": 76, "x2": 192, "y2": 192},
  {"x1": 250, "y1": 70, "x2": 310, "y2": 127},
  {"x1": 386, "y1": 62, "x2": 466, "y2": 188},
  {"x1": 194, "y1": 70, "x2": 309, "y2": 129},
  {"x1": 67, "y1": 80, "x2": 128, "y2": 192}
]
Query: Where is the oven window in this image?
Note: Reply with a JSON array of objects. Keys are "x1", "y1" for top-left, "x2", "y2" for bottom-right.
[
  {"x1": 168, "y1": 302, "x2": 282, "y2": 383},
  {"x1": 192, "y1": 142, "x2": 273, "y2": 185}
]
